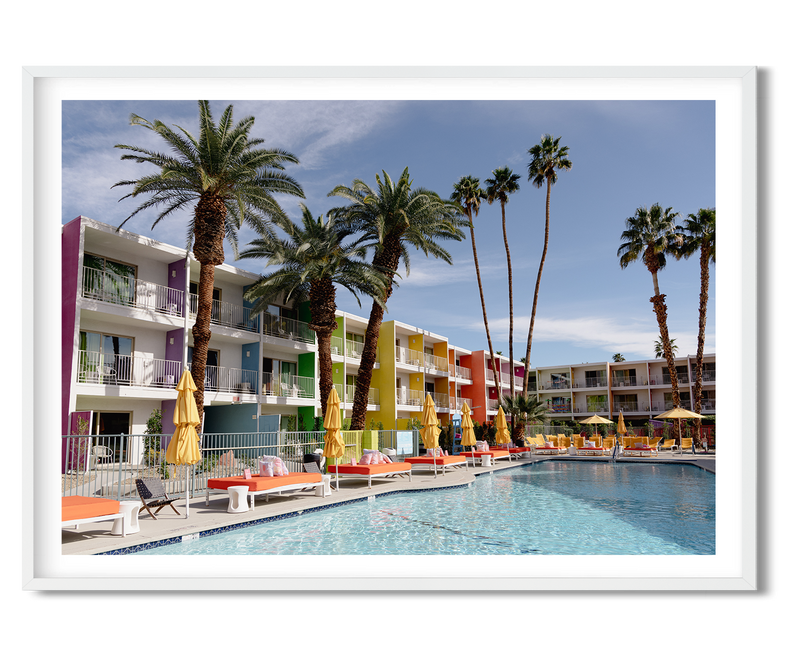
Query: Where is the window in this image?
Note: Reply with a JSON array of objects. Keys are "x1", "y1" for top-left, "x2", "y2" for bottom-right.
[
  {"x1": 584, "y1": 370, "x2": 605, "y2": 388},
  {"x1": 662, "y1": 365, "x2": 689, "y2": 384},
  {"x1": 587, "y1": 395, "x2": 608, "y2": 411}
]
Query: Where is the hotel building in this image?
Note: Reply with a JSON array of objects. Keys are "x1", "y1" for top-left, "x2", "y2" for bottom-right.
[{"x1": 63, "y1": 217, "x2": 714, "y2": 454}]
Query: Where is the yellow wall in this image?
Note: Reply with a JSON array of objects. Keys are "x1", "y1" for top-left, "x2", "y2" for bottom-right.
[{"x1": 366, "y1": 320, "x2": 398, "y2": 429}]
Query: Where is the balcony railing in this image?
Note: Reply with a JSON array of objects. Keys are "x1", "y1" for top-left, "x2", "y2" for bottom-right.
[
  {"x1": 423, "y1": 353, "x2": 450, "y2": 376},
  {"x1": 188, "y1": 294, "x2": 260, "y2": 333},
  {"x1": 573, "y1": 403, "x2": 609, "y2": 414},
  {"x1": 651, "y1": 374, "x2": 691, "y2": 385},
  {"x1": 76, "y1": 351, "x2": 183, "y2": 388},
  {"x1": 613, "y1": 401, "x2": 644, "y2": 412},
  {"x1": 450, "y1": 364, "x2": 473, "y2": 381},
  {"x1": 451, "y1": 396, "x2": 472, "y2": 410},
  {"x1": 540, "y1": 379, "x2": 571, "y2": 390},
  {"x1": 693, "y1": 370, "x2": 717, "y2": 382},
  {"x1": 262, "y1": 373, "x2": 315, "y2": 399},
  {"x1": 611, "y1": 375, "x2": 649, "y2": 387},
  {"x1": 396, "y1": 388, "x2": 424, "y2": 407},
  {"x1": 334, "y1": 384, "x2": 380, "y2": 406},
  {"x1": 431, "y1": 392, "x2": 450, "y2": 410},
  {"x1": 261, "y1": 313, "x2": 316, "y2": 344},
  {"x1": 331, "y1": 336, "x2": 344, "y2": 356},
  {"x1": 486, "y1": 367, "x2": 511, "y2": 385},
  {"x1": 76, "y1": 352, "x2": 258, "y2": 394},
  {"x1": 546, "y1": 402, "x2": 572, "y2": 414},
  {"x1": 81, "y1": 267, "x2": 184, "y2": 317},
  {"x1": 572, "y1": 377, "x2": 608, "y2": 389},
  {"x1": 396, "y1": 346, "x2": 423, "y2": 367}
]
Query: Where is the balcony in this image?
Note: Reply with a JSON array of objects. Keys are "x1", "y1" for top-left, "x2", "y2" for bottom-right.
[
  {"x1": 573, "y1": 404, "x2": 609, "y2": 414},
  {"x1": 260, "y1": 313, "x2": 315, "y2": 344},
  {"x1": 546, "y1": 401, "x2": 572, "y2": 414},
  {"x1": 396, "y1": 388, "x2": 424, "y2": 407},
  {"x1": 451, "y1": 396, "x2": 472, "y2": 410},
  {"x1": 396, "y1": 346, "x2": 423, "y2": 367},
  {"x1": 572, "y1": 377, "x2": 608, "y2": 389},
  {"x1": 650, "y1": 374, "x2": 690, "y2": 386},
  {"x1": 485, "y1": 367, "x2": 511, "y2": 386},
  {"x1": 613, "y1": 401, "x2": 644, "y2": 412},
  {"x1": 540, "y1": 379, "x2": 571, "y2": 390},
  {"x1": 611, "y1": 375, "x2": 648, "y2": 387},
  {"x1": 81, "y1": 267, "x2": 184, "y2": 318},
  {"x1": 424, "y1": 353, "x2": 450, "y2": 376},
  {"x1": 189, "y1": 294, "x2": 260, "y2": 333},
  {"x1": 450, "y1": 364, "x2": 473, "y2": 382},
  {"x1": 76, "y1": 351, "x2": 258, "y2": 394},
  {"x1": 432, "y1": 391, "x2": 450, "y2": 410},
  {"x1": 333, "y1": 384, "x2": 380, "y2": 407},
  {"x1": 262, "y1": 373, "x2": 315, "y2": 399}
]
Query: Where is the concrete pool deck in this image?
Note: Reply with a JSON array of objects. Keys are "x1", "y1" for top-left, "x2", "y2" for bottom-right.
[{"x1": 61, "y1": 452, "x2": 716, "y2": 555}]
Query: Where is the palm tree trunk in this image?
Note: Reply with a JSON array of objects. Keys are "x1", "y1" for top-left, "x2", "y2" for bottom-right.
[
  {"x1": 350, "y1": 238, "x2": 402, "y2": 431},
  {"x1": 190, "y1": 192, "x2": 227, "y2": 421},
  {"x1": 501, "y1": 199, "x2": 514, "y2": 434},
  {"x1": 467, "y1": 210, "x2": 502, "y2": 403},
  {"x1": 651, "y1": 292, "x2": 680, "y2": 408},
  {"x1": 692, "y1": 245, "x2": 710, "y2": 443},
  {"x1": 522, "y1": 179, "x2": 551, "y2": 399},
  {"x1": 309, "y1": 278, "x2": 338, "y2": 410}
]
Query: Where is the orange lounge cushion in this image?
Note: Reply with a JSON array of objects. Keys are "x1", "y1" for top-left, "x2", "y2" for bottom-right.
[
  {"x1": 62, "y1": 496, "x2": 120, "y2": 522},
  {"x1": 405, "y1": 456, "x2": 467, "y2": 465},
  {"x1": 508, "y1": 447, "x2": 530, "y2": 453},
  {"x1": 207, "y1": 472, "x2": 321, "y2": 492},
  {"x1": 535, "y1": 446, "x2": 561, "y2": 450},
  {"x1": 625, "y1": 447, "x2": 655, "y2": 452},
  {"x1": 462, "y1": 450, "x2": 510, "y2": 458},
  {"x1": 329, "y1": 463, "x2": 411, "y2": 475}
]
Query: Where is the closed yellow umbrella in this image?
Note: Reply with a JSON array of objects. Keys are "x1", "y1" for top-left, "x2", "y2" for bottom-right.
[
  {"x1": 617, "y1": 411, "x2": 627, "y2": 447},
  {"x1": 461, "y1": 401, "x2": 476, "y2": 448},
  {"x1": 166, "y1": 369, "x2": 202, "y2": 518},
  {"x1": 494, "y1": 406, "x2": 511, "y2": 445},
  {"x1": 322, "y1": 386, "x2": 345, "y2": 460},
  {"x1": 420, "y1": 394, "x2": 440, "y2": 451}
]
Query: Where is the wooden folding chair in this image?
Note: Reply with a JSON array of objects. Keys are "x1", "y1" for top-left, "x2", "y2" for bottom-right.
[{"x1": 135, "y1": 478, "x2": 181, "y2": 519}]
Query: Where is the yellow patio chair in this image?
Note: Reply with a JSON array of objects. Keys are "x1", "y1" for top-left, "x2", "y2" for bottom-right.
[
  {"x1": 558, "y1": 435, "x2": 571, "y2": 449},
  {"x1": 574, "y1": 435, "x2": 585, "y2": 449},
  {"x1": 662, "y1": 438, "x2": 676, "y2": 452},
  {"x1": 680, "y1": 438, "x2": 694, "y2": 454}
]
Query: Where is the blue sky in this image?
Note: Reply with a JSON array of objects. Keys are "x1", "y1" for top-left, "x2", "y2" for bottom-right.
[{"x1": 62, "y1": 99, "x2": 715, "y2": 367}]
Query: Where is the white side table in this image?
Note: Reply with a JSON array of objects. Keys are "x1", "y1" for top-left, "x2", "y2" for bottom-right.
[
  {"x1": 316, "y1": 475, "x2": 332, "y2": 497},
  {"x1": 481, "y1": 454, "x2": 493, "y2": 467},
  {"x1": 112, "y1": 501, "x2": 141, "y2": 536},
  {"x1": 227, "y1": 485, "x2": 250, "y2": 513}
]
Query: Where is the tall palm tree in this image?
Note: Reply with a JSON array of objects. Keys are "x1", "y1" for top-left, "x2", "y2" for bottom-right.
[
  {"x1": 113, "y1": 101, "x2": 304, "y2": 419},
  {"x1": 499, "y1": 393, "x2": 548, "y2": 441},
  {"x1": 451, "y1": 176, "x2": 502, "y2": 403},
  {"x1": 329, "y1": 168, "x2": 466, "y2": 431},
  {"x1": 238, "y1": 205, "x2": 389, "y2": 407},
  {"x1": 618, "y1": 203, "x2": 682, "y2": 408},
  {"x1": 677, "y1": 207, "x2": 716, "y2": 440},
  {"x1": 522, "y1": 135, "x2": 572, "y2": 399},
  {"x1": 485, "y1": 166, "x2": 521, "y2": 416}
]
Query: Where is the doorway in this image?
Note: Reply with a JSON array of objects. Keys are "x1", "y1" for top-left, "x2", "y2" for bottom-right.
[{"x1": 93, "y1": 411, "x2": 131, "y2": 461}]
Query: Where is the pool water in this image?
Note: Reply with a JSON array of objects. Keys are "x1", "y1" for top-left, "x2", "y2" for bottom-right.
[{"x1": 132, "y1": 462, "x2": 715, "y2": 556}]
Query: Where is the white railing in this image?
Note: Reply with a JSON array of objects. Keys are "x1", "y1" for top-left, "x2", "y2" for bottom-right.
[
  {"x1": 451, "y1": 396, "x2": 472, "y2": 410},
  {"x1": 262, "y1": 373, "x2": 315, "y2": 399},
  {"x1": 540, "y1": 379, "x2": 571, "y2": 390},
  {"x1": 611, "y1": 375, "x2": 649, "y2": 387},
  {"x1": 573, "y1": 377, "x2": 608, "y2": 389},
  {"x1": 613, "y1": 401, "x2": 644, "y2": 412},
  {"x1": 513, "y1": 375, "x2": 523, "y2": 389},
  {"x1": 573, "y1": 404, "x2": 609, "y2": 414},
  {"x1": 396, "y1": 388, "x2": 424, "y2": 407},
  {"x1": 423, "y1": 353, "x2": 450, "y2": 375},
  {"x1": 189, "y1": 294, "x2": 260, "y2": 333},
  {"x1": 650, "y1": 374, "x2": 691, "y2": 386},
  {"x1": 81, "y1": 267, "x2": 184, "y2": 317},
  {"x1": 203, "y1": 366, "x2": 259, "y2": 394},
  {"x1": 331, "y1": 336, "x2": 344, "y2": 356},
  {"x1": 345, "y1": 340, "x2": 379, "y2": 364},
  {"x1": 432, "y1": 392, "x2": 449, "y2": 410},
  {"x1": 341, "y1": 384, "x2": 380, "y2": 406},
  {"x1": 76, "y1": 351, "x2": 183, "y2": 388},
  {"x1": 396, "y1": 346, "x2": 423, "y2": 367},
  {"x1": 260, "y1": 313, "x2": 316, "y2": 344},
  {"x1": 450, "y1": 364, "x2": 473, "y2": 381}
]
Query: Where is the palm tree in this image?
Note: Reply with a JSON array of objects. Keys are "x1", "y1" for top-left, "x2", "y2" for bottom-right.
[
  {"x1": 522, "y1": 135, "x2": 573, "y2": 399},
  {"x1": 485, "y1": 166, "x2": 521, "y2": 374},
  {"x1": 499, "y1": 393, "x2": 548, "y2": 441},
  {"x1": 618, "y1": 203, "x2": 682, "y2": 408},
  {"x1": 113, "y1": 101, "x2": 304, "y2": 419},
  {"x1": 451, "y1": 176, "x2": 502, "y2": 402},
  {"x1": 329, "y1": 168, "x2": 466, "y2": 431},
  {"x1": 238, "y1": 205, "x2": 389, "y2": 407},
  {"x1": 613, "y1": 353, "x2": 626, "y2": 362},
  {"x1": 677, "y1": 207, "x2": 716, "y2": 440},
  {"x1": 654, "y1": 337, "x2": 679, "y2": 359}
]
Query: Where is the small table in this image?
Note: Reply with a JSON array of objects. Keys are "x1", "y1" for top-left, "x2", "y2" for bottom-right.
[
  {"x1": 227, "y1": 485, "x2": 250, "y2": 513},
  {"x1": 316, "y1": 475, "x2": 332, "y2": 497},
  {"x1": 481, "y1": 454, "x2": 493, "y2": 467},
  {"x1": 112, "y1": 501, "x2": 141, "y2": 536}
]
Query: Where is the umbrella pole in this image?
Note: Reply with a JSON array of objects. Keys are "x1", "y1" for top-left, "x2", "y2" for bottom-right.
[{"x1": 185, "y1": 464, "x2": 191, "y2": 518}]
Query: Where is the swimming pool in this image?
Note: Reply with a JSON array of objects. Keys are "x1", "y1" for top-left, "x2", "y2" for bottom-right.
[{"x1": 131, "y1": 461, "x2": 715, "y2": 556}]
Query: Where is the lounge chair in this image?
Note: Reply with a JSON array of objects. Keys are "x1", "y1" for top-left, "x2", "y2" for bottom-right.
[
  {"x1": 327, "y1": 462, "x2": 412, "y2": 489},
  {"x1": 405, "y1": 454, "x2": 467, "y2": 476},
  {"x1": 622, "y1": 439, "x2": 658, "y2": 457},
  {"x1": 61, "y1": 496, "x2": 126, "y2": 536},
  {"x1": 575, "y1": 435, "x2": 608, "y2": 456},
  {"x1": 135, "y1": 477, "x2": 182, "y2": 520},
  {"x1": 529, "y1": 435, "x2": 565, "y2": 455},
  {"x1": 461, "y1": 448, "x2": 512, "y2": 463},
  {"x1": 678, "y1": 438, "x2": 694, "y2": 455},
  {"x1": 206, "y1": 472, "x2": 324, "y2": 510},
  {"x1": 662, "y1": 439, "x2": 676, "y2": 453}
]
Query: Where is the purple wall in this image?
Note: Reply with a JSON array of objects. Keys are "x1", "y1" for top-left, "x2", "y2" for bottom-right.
[
  {"x1": 168, "y1": 259, "x2": 186, "y2": 316},
  {"x1": 165, "y1": 328, "x2": 184, "y2": 364},
  {"x1": 62, "y1": 217, "x2": 82, "y2": 436}
]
